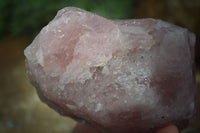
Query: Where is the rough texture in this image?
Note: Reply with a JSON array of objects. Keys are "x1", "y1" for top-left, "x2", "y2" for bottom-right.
[{"x1": 24, "y1": 7, "x2": 196, "y2": 133}]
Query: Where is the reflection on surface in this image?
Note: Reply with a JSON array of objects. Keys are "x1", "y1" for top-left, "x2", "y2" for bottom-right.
[{"x1": 0, "y1": 37, "x2": 199, "y2": 133}]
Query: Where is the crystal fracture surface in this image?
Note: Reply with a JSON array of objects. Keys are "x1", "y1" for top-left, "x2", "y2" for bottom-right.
[{"x1": 24, "y1": 7, "x2": 196, "y2": 133}]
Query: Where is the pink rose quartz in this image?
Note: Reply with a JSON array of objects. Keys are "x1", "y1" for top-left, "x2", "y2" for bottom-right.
[{"x1": 24, "y1": 7, "x2": 196, "y2": 133}]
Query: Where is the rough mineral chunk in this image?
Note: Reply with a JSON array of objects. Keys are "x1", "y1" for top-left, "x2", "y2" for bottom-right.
[{"x1": 24, "y1": 7, "x2": 196, "y2": 133}]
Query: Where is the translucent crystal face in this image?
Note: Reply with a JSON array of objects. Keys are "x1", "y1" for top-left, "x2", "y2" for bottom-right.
[{"x1": 24, "y1": 7, "x2": 196, "y2": 133}]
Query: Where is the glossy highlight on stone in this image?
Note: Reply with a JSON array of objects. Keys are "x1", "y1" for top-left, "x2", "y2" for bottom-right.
[{"x1": 24, "y1": 7, "x2": 196, "y2": 133}]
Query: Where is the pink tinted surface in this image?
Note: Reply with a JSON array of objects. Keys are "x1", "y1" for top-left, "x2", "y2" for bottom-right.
[{"x1": 24, "y1": 7, "x2": 196, "y2": 133}]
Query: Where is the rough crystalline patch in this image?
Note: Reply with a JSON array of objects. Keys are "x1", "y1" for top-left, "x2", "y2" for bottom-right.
[{"x1": 24, "y1": 7, "x2": 196, "y2": 133}]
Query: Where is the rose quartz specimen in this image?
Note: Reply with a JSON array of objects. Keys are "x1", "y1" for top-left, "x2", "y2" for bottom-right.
[{"x1": 24, "y1": 7, "x2": 196, "y2": 133}]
